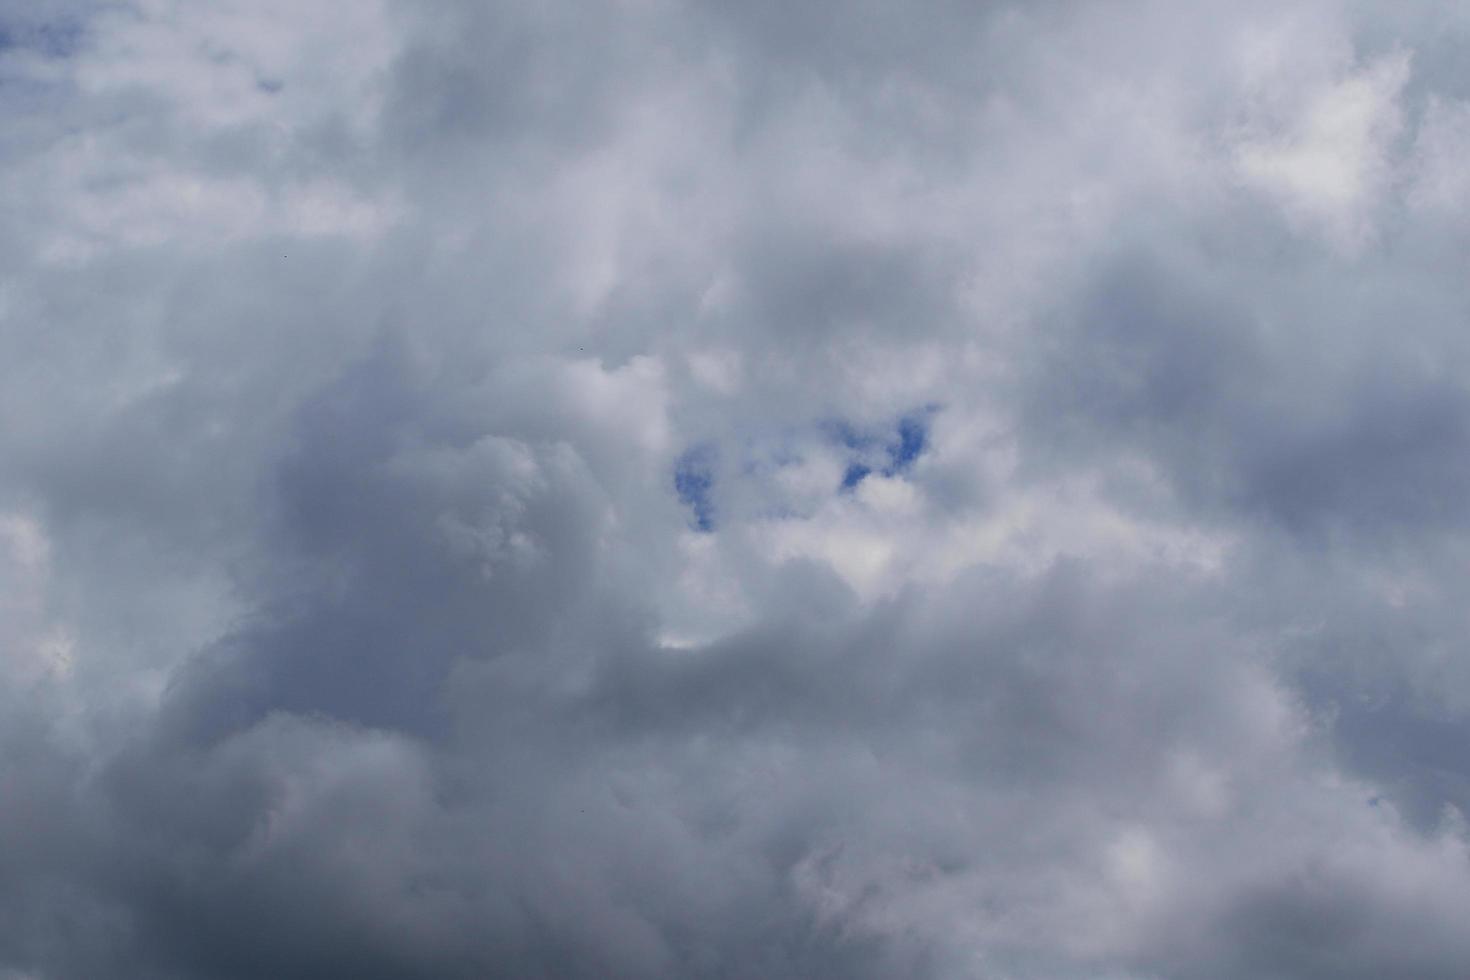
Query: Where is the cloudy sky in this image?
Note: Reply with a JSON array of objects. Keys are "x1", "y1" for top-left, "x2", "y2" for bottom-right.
[{"x1": 6, "y1": 0, "x2": 1470, "y2": 976}]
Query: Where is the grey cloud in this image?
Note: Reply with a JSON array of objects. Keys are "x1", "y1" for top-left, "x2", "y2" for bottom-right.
[
  {"x1": 8, "y1": 0, "x2": 1470, "y2": 978},
  {"x1": 1025, "y1": 242, "x2": 1470, "y2": 543}
]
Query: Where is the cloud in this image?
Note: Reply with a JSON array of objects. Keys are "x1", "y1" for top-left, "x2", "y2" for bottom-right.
[{"x1": 6, "y1": 0, "x2": 1470, "y2": 977}]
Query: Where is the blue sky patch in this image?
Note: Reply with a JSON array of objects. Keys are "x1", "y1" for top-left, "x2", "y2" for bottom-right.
[
  {"x1": 674, "y1": 445, "x2": 717, "y2": 532},
  {"x1": 831, "y1": 406, "x2": 937, "y2": 491},
  {"x1": 840, "y1": 462, "x2": 871, "y2": 490},
  {"x1": 883, "y1": 410, "x2": 933, "y2": 476}
]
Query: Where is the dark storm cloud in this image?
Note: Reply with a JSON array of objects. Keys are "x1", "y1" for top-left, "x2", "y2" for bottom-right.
[{"x1": 7, "y1": 1, "x2": 1470, "y2": 978}]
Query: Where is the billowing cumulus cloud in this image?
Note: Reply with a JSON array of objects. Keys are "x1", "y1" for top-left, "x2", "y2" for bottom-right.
[{"x1": 6, "y1": 1, "x2": 1470, "y2": 977}]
